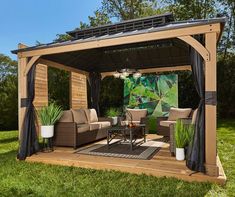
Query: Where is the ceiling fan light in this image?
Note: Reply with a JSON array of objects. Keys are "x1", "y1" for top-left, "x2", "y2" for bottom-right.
[
  {"x1": 133, "y1": 72, "x2": 142, "y2": 79},
  {"x1": 122, "y1": 71, "x2": 129, "y2": 77},
  {"x1": 120, "y1": 74, "x2": 127, "y2": 79},
  {"x1": 113, "y1": 71, "x2": 120, "y2": 78}
]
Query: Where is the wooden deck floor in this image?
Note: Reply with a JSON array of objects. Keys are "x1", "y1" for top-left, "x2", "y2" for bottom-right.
[{"x1": 26, "y1": 134, "x2": 226, "y2": 185}]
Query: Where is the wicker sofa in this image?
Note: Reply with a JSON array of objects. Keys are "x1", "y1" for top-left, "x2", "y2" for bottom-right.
[{"x1": 53, "y1": 108, "x2": 112, "y2": 148}]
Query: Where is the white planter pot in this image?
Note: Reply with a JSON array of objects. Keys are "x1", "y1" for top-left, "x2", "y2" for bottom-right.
[
  {"x1": 176, "y1": 148, "x2": 185, "y2": 161},
  {"x1": 111, "y1": 117, "x2": 118, "y2": 125},
  {"x1": 41, "y1": 125, "x2": 54, "y2": 138}
]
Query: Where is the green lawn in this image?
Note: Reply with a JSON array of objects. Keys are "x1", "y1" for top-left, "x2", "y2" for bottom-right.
[{"x1": 0, "y1": 120, "x2": 234, "y2": 197}]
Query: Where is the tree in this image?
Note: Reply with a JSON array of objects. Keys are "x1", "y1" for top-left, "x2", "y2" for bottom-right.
[
  {"x1": 217, "y1": 0, "x2": 235, "y2": 60},
  {"x1": 0, "y1": 54, "x2": 18, "y2": 130},
  {"x1": 48, "y1": 67, "x2": 70, "y2": 110},
  {"x1": 0, "y1": 54, "x2": 17, "y2": 81},
  {"x1": 164, "y1": 0, "x2": 217, "y2": 20},
  {"x1": 101, "y1": 0, "x2": 164, "y2": 20},
  {"x1": 217, "y1": 54, "x2": 235, "y2": 118}
]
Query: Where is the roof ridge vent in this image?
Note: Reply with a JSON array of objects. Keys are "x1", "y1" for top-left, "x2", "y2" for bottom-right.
[{"x1": 67, "y1": 13, "x2": 174, "y2": 40}]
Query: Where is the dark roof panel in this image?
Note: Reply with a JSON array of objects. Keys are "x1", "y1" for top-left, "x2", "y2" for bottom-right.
[
  {"x1": 67, "y1": 13, "x2": 174, "y2": 39},
  {"x1": 41, "y1": 38, "x2": 190, "y2": 72}
]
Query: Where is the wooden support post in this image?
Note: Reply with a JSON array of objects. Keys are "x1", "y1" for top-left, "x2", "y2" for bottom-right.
[
  {"x1": 70, "y1": 72, "x2": 88, "y2": 109},
  {"x1": 18, "y1": 44, "x2": 28, "y2": 140},
  {"x1": 205, "y1": 32, "x2": 219, "y2": 176}
]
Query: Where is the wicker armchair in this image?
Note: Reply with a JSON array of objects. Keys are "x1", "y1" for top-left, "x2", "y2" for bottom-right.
[
  {"x1": 156, "y1": 108, "x2": 193, "y2": 137},
  {"x1": 156, "y1": 117, "x2": 170, "y2": 136}
]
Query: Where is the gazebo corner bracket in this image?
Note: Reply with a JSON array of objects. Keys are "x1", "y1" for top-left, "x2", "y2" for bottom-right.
[
  {"x1": 23, "y1": 55, "x2": 41, "y2": 76},
  {"x1": 177, "y1": 36, "x2": 210, "y2": 62}
]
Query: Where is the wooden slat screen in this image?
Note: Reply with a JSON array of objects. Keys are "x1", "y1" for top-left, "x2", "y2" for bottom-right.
[
  {"x1": 33, "y1": 63, "x2": 48, "y2": 109},
  {"x1": 70, "y1": 72, "x2": 88, "y2": 109}
]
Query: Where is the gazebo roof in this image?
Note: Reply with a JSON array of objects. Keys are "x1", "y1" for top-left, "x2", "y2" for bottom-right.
[{"x1": 12, "y1": 14, "x2": 226, "y2": 73}]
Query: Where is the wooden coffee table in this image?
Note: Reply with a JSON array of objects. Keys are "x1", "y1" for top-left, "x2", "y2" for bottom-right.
[{"x1": 107, "y1": 125, "x2": 146, "y2": 151}]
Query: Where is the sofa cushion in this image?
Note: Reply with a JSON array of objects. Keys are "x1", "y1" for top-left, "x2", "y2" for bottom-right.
[
  {"x1": 160, "y1": 120, "x2": 176, "y2": 127},
  {"x1": 58, "y1": 110, "x2": 73, "y2": 122},
  {"x1": 168, "y1": 108, "x2": 192, "y2": 121},
  {"x1": 72, "y1": 109, "x2": 87, "y2": 124},
  {"x1": 126, "y1": 109, "x2": 147, "y2": 121},
  {"x1": 89, "y1": 123, "x2": 100, "y2": 131},
  {"x1": 84, "y1": 109, "x2": 98, "y2": 123},
  {"x1": 98, "y1": 121, "x2": 111, "y2": 128},
  {"x1": 77, "y1": 124, "x2": 90, "y2": 133}
]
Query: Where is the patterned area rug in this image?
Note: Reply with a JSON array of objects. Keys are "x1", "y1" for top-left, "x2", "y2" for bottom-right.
[{"x1": 75, "y1": 137, "x2": 169, "y2": 160}]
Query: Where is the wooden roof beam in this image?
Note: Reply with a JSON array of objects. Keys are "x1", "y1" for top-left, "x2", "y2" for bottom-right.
[
  {"x1": 101, "y1": 65, "x2": 191, "y2": 79},
  {"x1": 38, "y1": 58, "x2": 89, "y2": 77}
]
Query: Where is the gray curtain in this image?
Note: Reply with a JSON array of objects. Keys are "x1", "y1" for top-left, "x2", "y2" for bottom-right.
[
  {"x1": 17, "y1": 64, "x2": 39, "y2": 160},
  {"x1": 186, "y1": 43, "x2": 205, "y2": 173},
  {"x1": 89, "y1": 72, "x2": 102, "y2": 115}
]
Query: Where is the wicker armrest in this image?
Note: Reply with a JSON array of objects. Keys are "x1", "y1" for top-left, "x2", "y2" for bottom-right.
[
  {"x1": 179, "y1": 118, "x2": 192, "y2": 125},
  {"x1": 169, "y1": 123, "x2": 176, "y2": 155},
  {"x1": 140, "y1": 117, "x2": 148, "y2": 124},
  {"x1": 156, "y1": 116, "x2": 168, "y2": 125},
  {"x1": 54, "y1": 122, "x2": 77, "y2": 148}
]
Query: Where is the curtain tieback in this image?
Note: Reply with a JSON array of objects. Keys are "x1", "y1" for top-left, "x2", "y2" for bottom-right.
[
  {"x1": 21, "y1": 98, "x2": 34, "y2": 108},
  {"x1": 205, "y1": 91, "x2": 217, "y2": 106}
]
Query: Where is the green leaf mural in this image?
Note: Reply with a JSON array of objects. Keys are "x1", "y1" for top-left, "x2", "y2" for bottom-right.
[{"x1": 124, "y1": 74, "x2": 178, "y2": 116}]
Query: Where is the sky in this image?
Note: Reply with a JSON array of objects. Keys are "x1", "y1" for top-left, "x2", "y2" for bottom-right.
[{"x1": 0, "y1": 0, "x2": 102, "y2": 60}]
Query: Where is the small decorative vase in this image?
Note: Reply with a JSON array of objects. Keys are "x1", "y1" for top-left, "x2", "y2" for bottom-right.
[
  {"x1": 41, "y1": 125, "x2": 54, "y2": 138},
  {"x1": 176, "y1": 148, "x2": 185, "y2": 161}
]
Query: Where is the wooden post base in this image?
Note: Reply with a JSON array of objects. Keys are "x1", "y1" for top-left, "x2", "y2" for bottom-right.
[{"x1": 205, "y1": 164, "x2": 219, "y2": 177}]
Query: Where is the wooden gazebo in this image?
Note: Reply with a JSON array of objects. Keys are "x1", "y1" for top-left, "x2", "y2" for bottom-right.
[{"x1": 12, "y1": 13, "x2": 226, "y2": 182}]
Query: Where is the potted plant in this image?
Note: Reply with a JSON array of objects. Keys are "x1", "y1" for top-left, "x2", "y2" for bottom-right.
[
  {"x1": 105, "y1": 108, "x2": 121, "y2": 125},
  {"x1": 37, "y1": 103, "x2": 63, "y2": 138},
  {"x1": 174, "y1": 120, "x2": 188, "y2": 161}
]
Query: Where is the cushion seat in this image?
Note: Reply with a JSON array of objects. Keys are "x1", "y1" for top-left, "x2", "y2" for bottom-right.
[
  {"x1": 160, "y1": 120, "x2": 176, "y2": 127},
  {"x1": 77, "y1": 124, "x2": 90, "y2": 133},
  {"x1": 89, "y1": 123, "x2": 100, "y2": 131},
  {"x1": 97, "y1": 121, "x2": 111, "y2": 128},
  {"x1": 84, "y1": 109, "x2": 98, "y2": 123},
  {"x1": 72, "y1": 109, "x2": 87, "y2": 124},
  {"x1": 59, "y1": 110, "x2": 74, "y2": 122},
  {"x1": 168, "y1": 108, "x2": 192, "y2": 121},
  {"x1": 126, "y1": 109, "x2": 147, "y2": 121}
]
